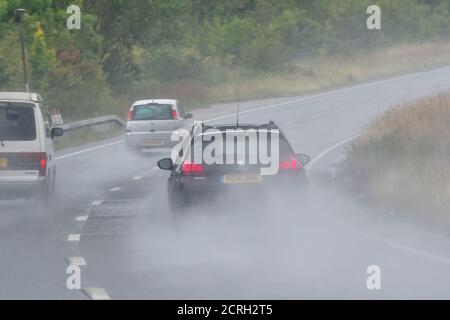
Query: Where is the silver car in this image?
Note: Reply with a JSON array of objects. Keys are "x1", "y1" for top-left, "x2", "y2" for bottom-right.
[{"x1": 125, "y1": 99, "x2": 193, "y2": 152}]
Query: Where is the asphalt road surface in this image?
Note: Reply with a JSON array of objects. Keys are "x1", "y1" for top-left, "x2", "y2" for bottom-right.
[{"x1": 2, "y1": 67, "x2": 450, "y2": 299}]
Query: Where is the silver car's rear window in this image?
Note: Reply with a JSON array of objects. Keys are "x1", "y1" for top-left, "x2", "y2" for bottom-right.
[
  {"x1": 0, "y1": 103, "x2": 37, "y2": 141},
  {"x1": 132, "y1": 104, "x2": 173, "y2": 121}
]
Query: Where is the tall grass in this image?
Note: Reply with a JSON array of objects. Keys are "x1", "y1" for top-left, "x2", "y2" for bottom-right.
[{"x1": 343, "y1": 92, "x2": 450, "y2": 226}]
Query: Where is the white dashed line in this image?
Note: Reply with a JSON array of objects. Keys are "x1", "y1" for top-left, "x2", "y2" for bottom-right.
[
  {"x1": 91, "y1": 200, "x2": 103, "y2": 207},
  {"x1": 83, "y1": 288, "x2": 111, "y2": 300},
  {"x1": 67, "y1": 234, "x2": 81, "y2": 242},
  {"x1": 132, "y1": 167, "x2": 159, "y2": 179},
  {"x1": 66, "y1": 257, "x2": 87, "y2": 266},
  {"x1": 109, "y1": 187, "x2": 122, "y2": 192},
  {"x1": 74, "y1": 216, "x2": 89, "y2": 222}
]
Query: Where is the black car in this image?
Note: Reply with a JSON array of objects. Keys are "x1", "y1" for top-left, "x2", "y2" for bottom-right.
[{"x1": 157, "y1": 121, "x2": 311, "y2": 214}]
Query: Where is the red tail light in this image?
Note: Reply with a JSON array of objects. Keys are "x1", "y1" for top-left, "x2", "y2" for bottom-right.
[
  {"x1": 172, "y1": 107, "x2": 179, "y2": 120},
  {"x1": 182, "y1": 161, "x2": 204, "y2": 175},
  {"x1": 279, "y1": 157, "x2": 301, "y2": 173},
  {"x1": 127, "y1": 110, "x2": 133, "y2": 121},
  {"x1": 291, "y1": 158, "x2": 298, "y2": 169},
  {"x1": 39, "y1": 153, "x2": 47, "y2": 177}
]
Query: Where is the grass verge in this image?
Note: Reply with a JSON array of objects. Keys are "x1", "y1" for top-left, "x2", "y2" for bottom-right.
[{"x1": 341, "y1": 92, "x2": 450, "y2": 227}]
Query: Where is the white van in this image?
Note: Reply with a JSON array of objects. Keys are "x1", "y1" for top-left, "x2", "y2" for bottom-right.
[{"x1": 0, "y1": 92, "x2": 64, "y2": 205}]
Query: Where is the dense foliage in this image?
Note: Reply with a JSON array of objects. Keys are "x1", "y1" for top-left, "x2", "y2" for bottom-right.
[{"x1": 0, "y1": 0, "x2": 449, "y2": 118}]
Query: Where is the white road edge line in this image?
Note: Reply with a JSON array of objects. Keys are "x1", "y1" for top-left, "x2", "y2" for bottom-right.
[
  {"x1": 55, "y1": 140, "x2": 123, "y2": 161},
  {"x1": 83, "y1": 288, "x2": 111, "y2": 300},
  {"x1": 308, "y1": 134, "x2": 450, "y2": 266},
  {"x1": 204, "y1": 67, "x2": 447, "y2": 123},
  {"x1": 340, "y1": 223, "x2": 450, "y2": 266},
  {"x1": 306, "y1": 135, "x2": 361, "y2": 170}
]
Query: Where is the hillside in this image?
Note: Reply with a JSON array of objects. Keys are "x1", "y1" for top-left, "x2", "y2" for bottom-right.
[{"x1": 1, "y1": 0, "x2": 450, "y2": 120}]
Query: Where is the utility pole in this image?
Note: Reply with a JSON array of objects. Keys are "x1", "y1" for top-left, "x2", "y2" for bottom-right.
[{"x1": 15, "y1": 8, "x2": 29, "y2": 92}]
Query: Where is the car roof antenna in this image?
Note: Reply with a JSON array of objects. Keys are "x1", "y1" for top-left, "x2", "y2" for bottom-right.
[
  {"x1": 236, "y1": 102, "x2": 240, "y2": 127},
  {"x1": 235, "y1": 87, "x2": 240, "y2": 127}
]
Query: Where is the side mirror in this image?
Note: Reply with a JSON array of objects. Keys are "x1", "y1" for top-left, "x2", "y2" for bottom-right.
[
  {"x1": 185, "y1": 113, "x2": 193, "y2": 119},
  {"x1": 51, "y1": 127, "x2": 64, "y2": 139},
  {"x1": 158, "y1": 158, "x2": 174, "y2": 171},
  {"x1": 296, "y1": 154, "x2": 311, "y2": 166}
]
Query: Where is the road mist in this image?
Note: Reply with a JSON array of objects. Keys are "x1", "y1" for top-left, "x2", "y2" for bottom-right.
[{"x1": 122, "y1": 175, "x2": 379, "y2": 299}]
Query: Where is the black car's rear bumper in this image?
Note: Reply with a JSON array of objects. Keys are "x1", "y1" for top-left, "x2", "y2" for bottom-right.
[{"x1": 173, "y1": 173, "x2": 308, "y2": 208}]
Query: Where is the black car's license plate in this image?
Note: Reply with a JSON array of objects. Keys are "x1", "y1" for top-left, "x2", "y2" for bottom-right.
[{"x1": 221, "y1": 174, "x2": 263, "y2": 184}]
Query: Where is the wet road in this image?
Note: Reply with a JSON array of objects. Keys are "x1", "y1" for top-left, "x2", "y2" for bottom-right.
[{"x1": 2, "y1": 67, "x2": 450, "y2": 299}]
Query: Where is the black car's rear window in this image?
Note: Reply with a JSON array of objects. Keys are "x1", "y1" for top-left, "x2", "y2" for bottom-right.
[
  {"x1": 133, "y1": 104, "x2": 173, "y2": 120},
  {"x1": 193, "y1": 130, "x2": 293, "y2": 160},
  {"x1": 0, "y1": 103, "x2": 37, "y2": 141}
]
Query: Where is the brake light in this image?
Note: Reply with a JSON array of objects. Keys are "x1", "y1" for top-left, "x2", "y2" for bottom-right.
[
  {"x1": 172, "y1": 107, "x2": 179, "y2": 120},
  {"x1": 127, "y1": 110, "x2": 133, "y2": 121},
  {"x1": 291, "y1": 158, "x2": 298, "y2": 169},
  {"x1": 39, "y1": 153, "x2": 47, "y2": 176},
  {"x1": 279, "y1": 157, "x2": 301, "y2": 173},
  {"x1": 182, "y1": 161, "x2": 204, "y2": 175}
]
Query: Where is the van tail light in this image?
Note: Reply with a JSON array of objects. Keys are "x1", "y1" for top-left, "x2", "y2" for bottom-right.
[
  {"x1": 127, "y1": 110, "x2": 133, "y2": 121},
  {"x1": 39, "y1": 153, "x2": 47, "y2": 176},
  {"x1": 182, "y1": 161, "x2": 204, "y2": 176},
  {"x1": 172, "y1": 107, "x2": 179, "y2": 120}
]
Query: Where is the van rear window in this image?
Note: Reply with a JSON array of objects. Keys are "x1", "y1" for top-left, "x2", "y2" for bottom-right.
[
  {"x1": 0, "y1": 103, "x2": 37, "y2": 141},
  {"x1": 132, "y1": 104, "x2": 173, "y2": 121}
]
